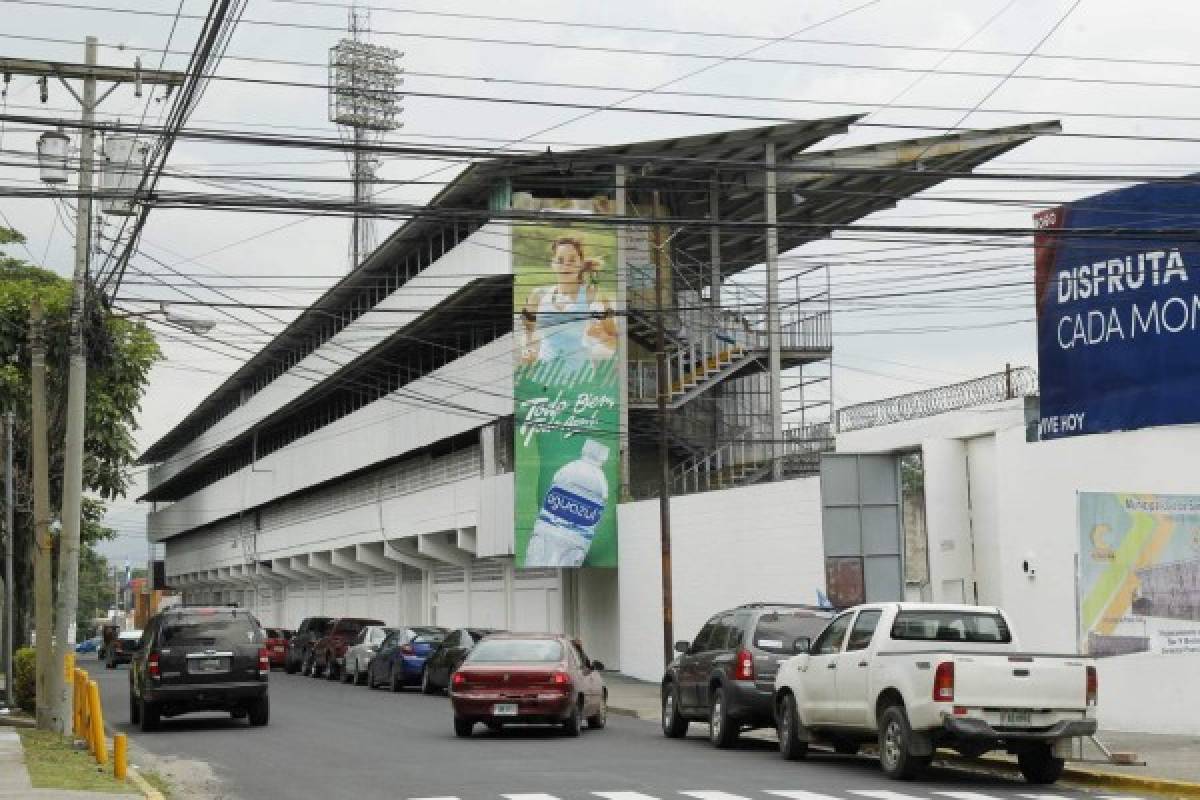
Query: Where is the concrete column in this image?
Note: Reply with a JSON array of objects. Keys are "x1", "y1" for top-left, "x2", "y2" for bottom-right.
[
  {"x1": 710, "y1": 171, "x2": 721, "y2": 308},
  {"x1": 765, "y1": 142, "x2": 784, "y2": 480}
]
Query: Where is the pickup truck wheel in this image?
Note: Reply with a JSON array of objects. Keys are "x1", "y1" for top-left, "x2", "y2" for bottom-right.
[
  {"x1": 1018, "y1": 745, "x2": 1065, "y2": 784},
  {"x1": 301, "y1": 650, "x2": 313, "y2": 677},
  {"x1": 326, "y1": 655, "x2": 340, "y2": 681},
  {"x1": 777, "y1": 694, "x2": 808, "y2": 761},
  {"x1": 285, "y1": 653, "x2": 299, "y2": 674},
  {"x1": 340, "y1": 659, "x2": 354, "y2": 684},
  {"x1": 708, "y1": 687, "x2": 739, "y2": 749},
  {"x1": 454, "y1": 718, "x2": 474, "y2": 738},
  {"x1": 879, "y1": 705, "x2": 926, "y2": 780},
  {"x1": 661, "y1": 684, "x2": 689, "y2": 738}
]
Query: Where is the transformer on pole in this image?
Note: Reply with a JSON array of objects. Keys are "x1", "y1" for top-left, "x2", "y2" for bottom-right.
[{"x1": 328, "y1": 7, "x2": 403, "y2": 272}]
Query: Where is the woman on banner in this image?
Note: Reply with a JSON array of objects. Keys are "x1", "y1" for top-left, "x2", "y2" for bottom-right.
[{"x1": 519, "y1": 235, "x2": 618, "y2": 370}]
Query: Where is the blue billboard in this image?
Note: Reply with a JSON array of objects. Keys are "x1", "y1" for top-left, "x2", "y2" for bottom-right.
[{"x1": 1035, "y1": 181, "x2": 1200, "y2": 439}]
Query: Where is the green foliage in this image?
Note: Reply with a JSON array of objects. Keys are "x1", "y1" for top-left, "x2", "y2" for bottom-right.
[
  {"x1": 13, "y1": 646, "x2": 36, "y2": 713},
  {"x1": 0, "y1": 226, "x2": 161, "y2": 646}
]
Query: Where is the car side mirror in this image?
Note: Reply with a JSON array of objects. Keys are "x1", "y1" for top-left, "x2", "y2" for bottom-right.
[
  {"x1": 793, "y1": 637, "x2": 812, "y2": 655},
  {"x1": 591, "y1": 660, "x2": 605, "y2": 672},
  {"x1": 674, "y1": 640, "x2": 689, "y2": 654}
]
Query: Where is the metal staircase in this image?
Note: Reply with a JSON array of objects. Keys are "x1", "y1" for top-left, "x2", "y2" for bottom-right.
[{"x1": 670, "y1": 422, "x2": 834, "y2": 496}]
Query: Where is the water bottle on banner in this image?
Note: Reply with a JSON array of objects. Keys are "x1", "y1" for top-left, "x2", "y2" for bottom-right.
[{"x1": 524, "y1": 439, "x2": 610, "y2": 567}]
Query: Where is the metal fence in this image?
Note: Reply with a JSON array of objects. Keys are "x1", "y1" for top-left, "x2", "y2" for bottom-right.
[{"x1": 836, "y1": 366, "x2": 1038, "y2": 433}]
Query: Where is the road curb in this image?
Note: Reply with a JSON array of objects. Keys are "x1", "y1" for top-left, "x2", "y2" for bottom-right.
[
  {"x1": 942, "y1": 754, "x2": 1200, "y2": 797},
  {"x1": 125, "y1": 766, "x2": 165, "y2": 800}
]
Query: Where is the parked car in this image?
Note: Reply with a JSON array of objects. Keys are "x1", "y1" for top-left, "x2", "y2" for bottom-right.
[
  {"x1": 773, "y1": 603, "x2": 1098, "y2": 783},
  {"x1": 263, "y1": 628, "x2": 293, "y2": 669},
  {"x1": 661, "y1": 603, "x2": 832, "y2": 748},
  {"x1": 342, "y1": 625, "x2": 395, "y2": 685},
  {"x1": 422, "y1": 627, "x2": 504, "y2": 694},
  {"x1": 105, "y1": 630, "x2": 143, "y2": 669},
  {"x1": 312, "y1": 617, "x2": 385, "y2": 680},
  {"x1": 285, "y1": 616, "x2": 332, "y2": 675},
  {"x1": 128, "y1": 606, "x2": 270, "y2": 732},
  {"x1": 366, "y1": 626, "x2": 448, "y2": 691},
  {"x1": 75, "y1": 636, "x2": 102, "y2": 655},
  {"x1": 449, "y1": 633, "x2": 606, "y2": 737}
]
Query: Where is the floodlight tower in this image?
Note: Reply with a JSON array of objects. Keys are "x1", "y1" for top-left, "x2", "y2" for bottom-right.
[{"x1": 328, "y1": 7, "x2": 403, "y2": 271}]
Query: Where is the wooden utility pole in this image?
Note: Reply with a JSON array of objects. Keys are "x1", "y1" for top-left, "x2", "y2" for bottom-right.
[
  {"x1": 652, "y1": 191, "x2": 675, "y2": 667},
  {"x1": 3, "y1": 40, "x2": 185, "y2": 734},
  {"x1": 2, "y1": 412, "x2": 11, "y2": 711},
  {"x1": 29, "y1": 299, "x2": 53, "y2": 729}
]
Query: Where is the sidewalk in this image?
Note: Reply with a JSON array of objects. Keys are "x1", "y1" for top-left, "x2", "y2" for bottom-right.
[
  {"x1": 604, "y1": 673, "x2": 1200, "y2": 793},
  {"x1": 0, "y1": 729, "x2": 132, "y2": 799}
]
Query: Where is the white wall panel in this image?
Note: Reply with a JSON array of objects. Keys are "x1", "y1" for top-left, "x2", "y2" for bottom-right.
[{"x1": 149, "y1": 223, "x2": 512, "y2": 488}]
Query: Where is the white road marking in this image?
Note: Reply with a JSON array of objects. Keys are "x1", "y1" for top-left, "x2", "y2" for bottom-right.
[
  {"x1": 851, "y1": 791, "x2": 934, "y2": 800},
  {"x1": 594, "y1": 793, "x2": 664, "y2": 800},
  {"x1": 681, "y1": 792, "x2": 757, "y2": 800},
  {"x1": 936, "y1": 793, "x2": 1016, "y2": 800},
  {"x1": 765, "y1": 791, "x2": 845, "y2": 800},
  {"x1": 1018, "y1": 795, "x2": 1077, "y2": 800},
  {"x1": 503, "y1": 795, "x2": 564, "y2": 800}
]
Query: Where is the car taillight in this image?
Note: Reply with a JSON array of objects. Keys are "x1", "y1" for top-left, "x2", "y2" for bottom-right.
[
  {"x1": 552, "y1": 671, "x2": 569, "y2": 685},
  {"x1": 451, "y1": 672, "x2": 466, "y2": 688},
  {"x1": 933, "y1": 661, "x2": 955, "y2": 702},
  {"x1": 1086, "y1": 665, "x2": 1098, "y2": 706},
  {"x1": 734, "y1": 648, "x2": 754, "y2": 681},
  {"x1": 148, "y1": 652, "x2": 160, "y2": 680},
  {"x1": 258, "y1": 648, "x2": 269, "y2": 677}
]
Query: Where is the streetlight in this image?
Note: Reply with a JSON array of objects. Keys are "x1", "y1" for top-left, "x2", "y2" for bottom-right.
[{"x1": 117, "y1": 303, "x2": 217, "y2": 335}]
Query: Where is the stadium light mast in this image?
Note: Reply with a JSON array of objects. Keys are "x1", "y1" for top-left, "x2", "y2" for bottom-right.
[{"x1": 328, "y1": 7, "x2": 403, "y2": 272}]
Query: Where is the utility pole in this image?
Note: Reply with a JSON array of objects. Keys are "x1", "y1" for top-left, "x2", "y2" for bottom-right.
[
  {"x1": 29, "y1": 299, "x2": 52, "y2": 729},
  {"x1": 2, "y1": 412, "x2": 12, "y2": 710},
  {"x1": 7, "y1": 39, "x2": 186, "y2": 735},
  {"x1": 652, "y1": 191, "x2": 674, "y2": 667},
  {"x1": 764, "y1": 142, "x2": 784, "y2": 481}
]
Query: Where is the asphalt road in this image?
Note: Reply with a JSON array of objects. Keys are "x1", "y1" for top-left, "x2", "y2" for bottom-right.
[{"x1": 92, "y1": 666, "x2": 1127, "y2": 800}]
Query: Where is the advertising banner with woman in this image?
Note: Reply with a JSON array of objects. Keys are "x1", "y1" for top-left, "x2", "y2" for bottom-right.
[{"x1": 513, "y1": 196, "x2": 620, "y2": 568}]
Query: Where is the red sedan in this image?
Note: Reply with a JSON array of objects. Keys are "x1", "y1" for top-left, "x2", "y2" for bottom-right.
[
  {"x1": 263, "y1": 628, "x2": 293, "y2": 668},
  {"x1": 450, "y1": 633, "x2": 607, "y2": 737}
]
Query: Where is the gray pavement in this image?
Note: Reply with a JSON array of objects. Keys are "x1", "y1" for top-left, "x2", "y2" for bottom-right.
[{"x1": 88, "y1": 665, "x2": 1165, "y2": 800}]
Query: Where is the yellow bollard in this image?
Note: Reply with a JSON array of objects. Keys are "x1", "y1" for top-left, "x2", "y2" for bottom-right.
[
  {"x1": 88, "y1": 681, "x2": 106, "y2": 766},
  {"x1": 73, "y1": 669, "x2": 85, "y2": 740},
  {"x1": 113, "y1": 734, "x2": 127, "y2": 781}
]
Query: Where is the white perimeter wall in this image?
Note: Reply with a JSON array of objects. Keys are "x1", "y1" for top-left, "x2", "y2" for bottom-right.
[
  {"x1": 617, "y1": 477, "x2": 826, "y2": 683},
  {"x1": 840, "y1": 405, "x2": 1200, "y2": 733}
]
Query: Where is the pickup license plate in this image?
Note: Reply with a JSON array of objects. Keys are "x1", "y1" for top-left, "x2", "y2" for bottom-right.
[
  {"x1": 1000, "y1": 710, "x2": 1033, "y2": 726},
  {"x1": 273, "y1": 646, "x2": 285, "y2": 653},
  {"x1": 492, "y1": 703, "x2": 518, "y2": 716},
  {"x1": 189, "y1": 657, "x2": 229, "y2": 674}
]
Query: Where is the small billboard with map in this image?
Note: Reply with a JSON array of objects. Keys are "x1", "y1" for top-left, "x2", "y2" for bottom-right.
[{"x1": 1078, "y1": 492, "x2": 1200, "y2": 656}]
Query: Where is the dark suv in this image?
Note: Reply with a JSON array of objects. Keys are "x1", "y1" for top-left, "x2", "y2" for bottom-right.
[
  {"x1": 312, "y1": 617, "x2": 385, "y2": 680},
  {"x1": 661, "y1": 603, "x2": 832, "y2": 747},
  {"x1": 285, "y1": 616, "x2": 333, "y2": 675},
  {"x1": 129, "y1": 606, "x2": 269, "y2": 732}
]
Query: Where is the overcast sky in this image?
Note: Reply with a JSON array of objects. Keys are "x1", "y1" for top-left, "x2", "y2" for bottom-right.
[{"x1": 2, "y1": 0, "x2": 1198, "y2": 564}]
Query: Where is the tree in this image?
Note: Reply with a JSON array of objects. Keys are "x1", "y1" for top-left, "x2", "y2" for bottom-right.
[{"x1": 0, "y1": 226, "x2": 160, "y2": 646}]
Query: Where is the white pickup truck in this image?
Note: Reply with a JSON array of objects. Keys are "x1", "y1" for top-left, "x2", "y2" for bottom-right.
[{"x1": 773, "y1": 603, "x2": 1097, "y2": 783}]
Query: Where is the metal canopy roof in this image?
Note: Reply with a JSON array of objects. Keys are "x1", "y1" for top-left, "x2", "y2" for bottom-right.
[{"x1": 139, "y1": 117, "x2": 1058, "y2": 467}]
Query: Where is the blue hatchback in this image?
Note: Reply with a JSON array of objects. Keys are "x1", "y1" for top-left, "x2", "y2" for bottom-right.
[{"x1": 367, "y1": 626, "x2": 448, "y2": 691}]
